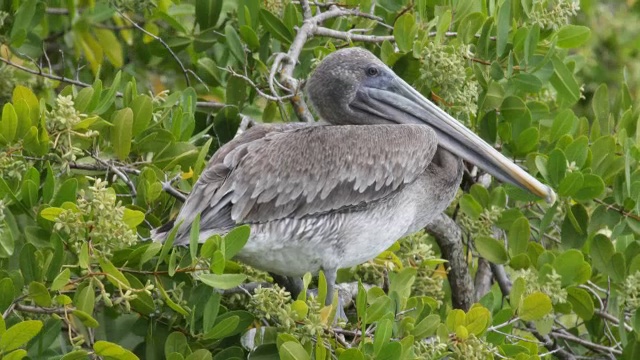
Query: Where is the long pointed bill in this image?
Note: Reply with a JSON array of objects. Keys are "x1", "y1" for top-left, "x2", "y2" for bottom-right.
[{"x1": 353, "y1": 77, "x2": 556, "y2": 204}]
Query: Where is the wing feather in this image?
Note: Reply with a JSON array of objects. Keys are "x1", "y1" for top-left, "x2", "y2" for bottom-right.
[{"x1": 155, "y1": 122, "x2": 439, "y2": 243}]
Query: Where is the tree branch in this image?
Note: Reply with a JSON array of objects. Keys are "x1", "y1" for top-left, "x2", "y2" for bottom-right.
[{"x1": 424, "y1": 213, "x2": 475, "y2": 311}]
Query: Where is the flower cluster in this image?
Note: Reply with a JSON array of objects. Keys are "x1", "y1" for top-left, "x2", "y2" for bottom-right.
[
  {"x1": 0, "y1": 151, "x2": 27, "y2": 182},
  {"x1": 262, "y1": 0, "x2": 290, "y2": 15},
  {"x1": 449, "y1": 334, "x2": 498, "y2": 360},
  {"x1": 46, "y1": 94, "x2": 98, "y2": 171},
  {"x1": 247, "y1": 284, "x2": 325, "y2": 344},
  {"x1": 622, "y1": 271, "x2": 640, "y2": 313},
  {"x1": 417, "y1": 42, "x2": 478, "y2": 121},
  {"x1": 527, "y1": 0, "x2": 580, "y2": 30},
  {"x1": 459, "y1": 206, "x2": 502, "y2": 239},
  {"x1": 415, "y1": 335, "x2": 498, "y2": 360},
  {"x1": 514, "y1": 268, "x2": 567, "y2": 304},
  {"x1": 53, "y1": 178, "x2": 138, "y2": 257}
]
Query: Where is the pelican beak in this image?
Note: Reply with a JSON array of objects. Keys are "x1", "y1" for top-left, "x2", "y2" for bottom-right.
[{"x1": 353, "y1": 76, "x2": 556, "y2": 204}]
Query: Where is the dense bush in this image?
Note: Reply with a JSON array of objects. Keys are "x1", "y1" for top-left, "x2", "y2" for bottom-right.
[{"x1": 0, "y1": 0, "x2": 639, "y2": 359}]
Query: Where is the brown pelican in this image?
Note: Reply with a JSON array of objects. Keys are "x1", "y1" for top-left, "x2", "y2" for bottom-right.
[{"x1": 153, "y1": 48, "x2": 555, "y2": 307}]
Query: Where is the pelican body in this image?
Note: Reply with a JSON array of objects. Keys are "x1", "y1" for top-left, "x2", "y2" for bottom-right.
[{"x1": 153, "y1": 48, "x2": 555, "y2": 304}]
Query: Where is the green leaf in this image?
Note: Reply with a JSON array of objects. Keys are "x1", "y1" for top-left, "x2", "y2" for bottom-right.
[
  {"x1": 573, "y1": 174, "x2": 605, "y2": 201},
  {"x1": 475, "y1": 236, "x2": 508, "y2": 264},
  {"x1": 558, "y1": 172, "x2": 584, "y2": 197},
  {"x1": 203, "y1": 293, "x2": 220, "y2": 333},
  {"x1": 550, "y1": 56, "x2": 580, "y2": 105},
  {"x1": 131, "y1": 95, "x2": 153, "y2": 137},
  {"x1": 123, "y1": 208, "x2": 145, "y2": 228},
  {"x1": 550, "y1": 109, "x2": 577, "y2": 142},
  {"x1": 72, "y1": 309, "x2": 99, "y2": 328},
  {"x1": 0, "y1": 220, "x2": 14, "y2": 258},
  {"x1": 225, "y1": 25, "x2": 245, "y2": 64},
  {"x1": 566, "y1": 287, "x2": 594, "y2": 320},
  {"x1": 186, "y1": 349, "x2": 212, "y2": 360},
  {"x1": 165, "y1": 331, "x2": 189, "y2": 357},
  {"x1": 279, "y1": 341, "x2": 310, "y2": 360},
  {"x1": 239, "y1": 25, "x2": 260, "y2": 51},
  {"x1": 259, "y1": 9, "x2": 293, "y2": 44},
  {"x1": 317, "y1": 271, "x2": 327, "y2": 306},
  {"x1": 556, "y1": 25, "x2": 591, "y2": 48},
  {"x1": 205, "y1": 315, "x2": 240, "y2": 339},
  {"x1": 508, "y1": 217, "x2": 529, "y2": 256},
  {"x1": 339, "y1": 348, "x2": 365, "y2": 360},
  {"x1": 434, "y1": 10, "x2": 451, "y2": 44},
  {"x1": 99, "y1": 257, "x2": 130, "y2": 288},
  {"x1": 412, "y1": 314, "x2": 440, "y2": 339},
  {"x1": 226, "y1": 76, "x2": 247, "y2": 109},
  {"x1": 459, "y1": 194, "x2": 483, "y2": 220},
  {"x1": 373, "y1": 319, "x2": 393, "y2": 355},
  {"x1": 111, "y1": 108, "x2": 133, "y2": 160},
  {"x1": 554, "y1": 249, "x2": 590, "y2": 286},
  {"x1": 224, "y1": 225, "x2": 250, "y2": 259},
  {"x1": 1, "y1": 103, "x2": 18, "y2": 143},
  {"x1": 394, "y1": 13, "x2": 416, "y2": 52},
  {"x1": 519, "y1": 292, "x2": 552, "y2": 321},
  {"x1": 446, "y1": 309, "x2": 466, "y2": 331},
  {"x1": 51, "y1": 268, "x2": 70, "y2": 292},
  {"x1": 95, "y1": 28, "x2": 123, "y2": 67},
  {"x1": 196, "y1": 0, "x2": 222, "y2": 30},
  {"x1": 524, "y1": 25, "x2": 540, "y2": 65},
  {"x1": 496, "y1": 0, "x2": 511, "y2": 56},
  {"x1": 0, "y1": 278, "x2": 15, "y2": 314},
  {"x1": 591, "y1": 234, "x2": 614, "y2": 276},
  {"x1": 546, "y1": 149, "x2": 567, "y2": 187},
  {"x1": 52, "y1": 178, "x2": 78, "y2": 207},
  {"x1": 12, "y1": 86, "x2": 38, "y2": 124},
  {"x1": 0, "y1": 320, "x2": 43, "y2": 352},
  {"x1": 4, "y1": 349, "x2": 27, "y2": 360},
  {"x1": 376, "y1": 342, "x2": 402, "y2": 360},
  {"x1": 94, "y1": 340, "x2": 139, "y2": 360},
  {"x1": 366, "y1": 295, "x2": 392, "y2": 324},
  {"x1": 561, "y1": 204, "x2": 589, "y2": 250},
  {"x1": 75, "y1": 285, "x2": 95, "y2": 315},
  {"x1": 465, "y1": 306, "x2": 492, "y2": 336},
  {"x1": 28, "y1": 282, "x2": 51, "y2": 307},
  {"x1": 9, "y1": 0, "x2": 37, "y2": 46},
  {"x1": 190, "y1": 214, "x2": 201, "y2": 264},
  {"x1": 198, "y1": 274, "x2": 247, "y2": 290},
  {"x1": 95, "y1": 71, "x2": 122, "y2": 115}
]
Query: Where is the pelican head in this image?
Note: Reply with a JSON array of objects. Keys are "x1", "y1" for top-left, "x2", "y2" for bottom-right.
[{"x1": 307, "y1": 48, "x2": 556, "y2": 203}]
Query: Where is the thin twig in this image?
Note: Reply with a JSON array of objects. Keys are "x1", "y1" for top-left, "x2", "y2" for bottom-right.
[
  {"x1": 117, "y1": 11, "x2": 192, "y2": 87},
  {"x1": 551, "y1": 330, "x2": 622, "y2": 356},
  {"x1": 0, "y1": 56, "x2": 93, "y2": 88},
  {"x1": 92, "y1": 155, "x2": 137, "y2": 198}
]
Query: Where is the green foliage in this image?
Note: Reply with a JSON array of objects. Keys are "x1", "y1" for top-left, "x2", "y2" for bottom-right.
[{"x1": 0, "y1": 0, "x2": 639, "y2": 358}]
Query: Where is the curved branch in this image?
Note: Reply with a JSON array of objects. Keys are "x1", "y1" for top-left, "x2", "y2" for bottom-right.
[{"x1": 424, "y1": 213, "x2": 475, "y2": 311}]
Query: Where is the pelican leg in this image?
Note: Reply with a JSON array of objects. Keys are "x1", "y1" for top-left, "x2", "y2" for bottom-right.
[
  {"x1": 270, "y1": 273, "x2": 304, "y2": 299},
  {"x1": 323, "y1": 268, "x2": 348, "y2": 321}
]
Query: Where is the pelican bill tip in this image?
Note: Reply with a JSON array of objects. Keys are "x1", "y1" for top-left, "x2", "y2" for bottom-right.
[{"x1": 544, "y1": 186, "x2": 557, "y2": 205}]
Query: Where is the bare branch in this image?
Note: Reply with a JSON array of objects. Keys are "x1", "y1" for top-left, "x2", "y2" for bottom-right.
[
  {"x1": 195, "y1": 100, "x2": 226, "y2": 109},
  {"x1": 424, "y1": 213, "x2": 475, "y2": 311},
  {"x1": 92, "y1": 154, "x2": 137, "y2": 197},
  {"x1": 314, "y1": 27, "x2": 395, "y2": 43},
  {"x1": 474, "y1": 258, "x2": 493, "y2": 300},
  {"x1": 0, "y1": 56, "x2": 93, "y2": 89},
  {"x1": 300, "y1": 0, "x2": 313, "y2": 19},
  {"x1": 551, "y1": 330, "x2": 622, "y2": 356},
  {"x1": 14, "y1": 303, "x2": 71, "y2": 315}
]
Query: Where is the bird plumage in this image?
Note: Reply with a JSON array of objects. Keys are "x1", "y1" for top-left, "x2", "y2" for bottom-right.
[{"x1": 153, "y1": 47, "x2": 553, "y2": 306}]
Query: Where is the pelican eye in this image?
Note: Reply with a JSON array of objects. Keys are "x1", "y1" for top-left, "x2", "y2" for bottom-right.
[{"x1": 365, "y1": 66, "x2": 379, "y2": 77}]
